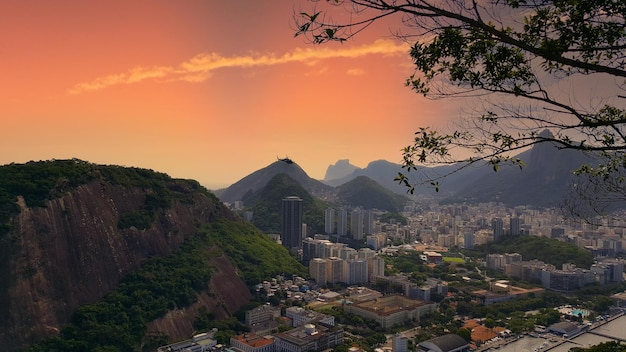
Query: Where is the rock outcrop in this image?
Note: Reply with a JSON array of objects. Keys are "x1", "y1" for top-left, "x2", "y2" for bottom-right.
[
  {"x1": 146, "y1": 255, "x2": 252, "y2": 342},
  {"x1": 0, "y1": 179, "x2": 241, "y2": 351}
]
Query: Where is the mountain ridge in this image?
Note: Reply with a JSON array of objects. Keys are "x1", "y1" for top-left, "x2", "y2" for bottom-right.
[
  {"x1": 217, "y1": 160, "x2": 335, "y2": 203},
  {"x1": 219, "y1": 132, "x2": 602, "y2": 209}
]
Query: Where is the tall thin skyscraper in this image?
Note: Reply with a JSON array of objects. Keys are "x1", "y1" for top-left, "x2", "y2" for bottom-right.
[
  {"x1": 325, "y1": 208, "x2": 335, "y2": 234},
  {"x1": 492, "y1": 217, "x2": 504, "y2": 241},
  {"x1": 510, "y1": 217, "x2": 520, "y2": 236},
  {"x1": 364, "y1": 210, "x2": 374, "y2": 235},
  {"x1": 350, "y1": 210, "x2": 364, "y2": 240},
  {"x1": 337, "y1": 209, "x2": 348, "y2": 237},
  {"x1": 464, "y1": 233, "x2": 474, "y2": 249},
  {"x1": 281, "y1": 196, "x2": 303, "y2": 251}
]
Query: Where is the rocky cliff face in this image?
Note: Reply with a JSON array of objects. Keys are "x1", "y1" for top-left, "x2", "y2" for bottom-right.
[
  {"x1": 146, "y1": 255, "x2": 252, "y2": 342},
  {"x1": 0, "y1": 179, "x2": 245, "y2": 351}
]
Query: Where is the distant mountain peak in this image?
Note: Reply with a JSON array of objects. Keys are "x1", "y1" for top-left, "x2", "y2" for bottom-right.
[
  {"x1": 218, "y1": 159, "x2": 333, "y2": 203},
  {"x1": 538, "y1": 129, "x2": 554, "y2": 139},
  {"x1": 324, "y1": 159, "x2": 360, "y2": 181}
]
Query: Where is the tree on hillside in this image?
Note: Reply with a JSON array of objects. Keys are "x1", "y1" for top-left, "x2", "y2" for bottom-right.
[{"x1": 294, "y1": 0, "x2": 626, "y2": 218}]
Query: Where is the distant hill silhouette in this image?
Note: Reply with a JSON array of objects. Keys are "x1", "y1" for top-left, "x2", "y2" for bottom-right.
[
  {"x1": 321, "y1": 130, "x2": 598, "y2": 207},
  {"x1": 336, "y1": 176, "x2": 410, "y2": 212},
  {"x1": 441, "y1": 131, "x2": 593, "y2": 207},
  {"x1": 217, "y1": 159, "x2": 334, "y2": 203},
  {"x1": 323, "y1": 160, "x2": 412, "y2": 195},
  {"x1": 324, "y1": 159, "x2": 359, "y2": 181},
  {"x1": 218, "y1": 131, "x2": 605, "y2": 210},
  {"x1": 217, "y1": 160, "x2": 412, "y2": 227}
]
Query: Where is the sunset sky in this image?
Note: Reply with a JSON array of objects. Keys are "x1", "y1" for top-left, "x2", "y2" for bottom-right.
[{"x1": 1, "y1": 0, "x2": 459, "y2": 188}]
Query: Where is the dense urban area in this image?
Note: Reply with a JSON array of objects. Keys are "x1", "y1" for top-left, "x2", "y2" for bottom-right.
[{"x1": 159, "y1": 198, "x2": 626, "y2": 352}]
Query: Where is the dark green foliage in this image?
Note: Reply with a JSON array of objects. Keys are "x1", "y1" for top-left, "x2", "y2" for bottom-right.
[
  {"x1": 117, "y1": 211, "x2": 153, "y2": 230},
  {"x1": 383, "y1": 252, "x2": 425, "y2": 275},
  {"x1": 193, "y1": 306, "x2": 216, "y2": 331},
  {"x1": 243, "y1": 173, "x2": 326, "y2": 234},
  {"x1": 0, "y1": 160, "x2": 307, "y2": 352},
  {"x1": 456, "y1": 328, "x2": 471, "y2": 342},
  {"x1": 201, "y1": 220, "x2": 306, "y2": 285},
  {"x1": 465, "y1": 291, "x2": 569, "y2": 320},
  {"x1": 25, "y1": 233, "x2": 214, "y2": 351},
  {"x1": 467, "y1": 235, "x2": 594, "y2": 269},
  {"x1": 570, "y1": 341, "x2": 626, "y2": 352},
  {"x1": 0, "y1": 159, "x2": 97, "y2": 236},
  {"x1": 25, "y1": 218, "x2": 301, "y2": 350},
  {"x1": 193, "y1": 314, "x2": 248, "y2": 344},
  {"x1": 16, "y1": 162, "x2": 305, "y2": 351},
  {"x1": 0, "y1": 159, "x2": 215, "y2": 234},
  {"x1": 336, "y1": 176, "x2": 409, "y2": 212}
]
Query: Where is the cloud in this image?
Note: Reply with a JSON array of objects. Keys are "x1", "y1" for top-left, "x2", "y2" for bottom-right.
[
  {"x1": 68, "y1": 39, "x2": 409, "y2": 94},
  {"x1": 346, "y1": 68, "x2": 365, "y2": 76}
]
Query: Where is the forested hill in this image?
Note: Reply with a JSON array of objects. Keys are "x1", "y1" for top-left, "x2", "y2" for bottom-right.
[{"x1": 0, "y1": 159, "x2": 304, "y2": 351}]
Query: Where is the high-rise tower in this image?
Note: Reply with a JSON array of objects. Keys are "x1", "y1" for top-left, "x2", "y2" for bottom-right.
[
  {"x1": 281, "y1": 196, "x2": 303, "y2": 251},
  {"x1": 492, "y1": 217, "x2": 504, "y2": 241},
  {"x1": 337, "y1": 209, "x2": 348, "y2": 237},
  {"x1": 324, "y1": 208, "x2": 335, "y2": 234},
  {"x1": 510, "y1": 217, "x2": 521, "y2": 236},
  {"x1": 350, "y1": 210, "x2": 364, "y2": 240}
]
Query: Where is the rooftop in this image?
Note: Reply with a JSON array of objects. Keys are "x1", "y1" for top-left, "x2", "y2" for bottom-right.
[
  {"x1": 233, "y1": 333, "x2": 274, "y2": 348},
  {"x1": 351, "y1": 295, "x2": 429, "y2": 316}
]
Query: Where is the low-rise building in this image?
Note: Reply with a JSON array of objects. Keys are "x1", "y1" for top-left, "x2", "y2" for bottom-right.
[
  {"x1": 230, "y1": 333, "x2": 275, "y2": 352},
  {"x1": 246, "y1": 304, "x2": 281, "y2": 326},
  {"x1": 274, "y1": 323, "x2": 343, "y2": 352},
  {"x1": 158, "y1": 332, "x2": 217, "y2": 352},
  {"x1": 417, "y1": 334, "x2": 470, "y2": 352},
  {"x1": 547, "y1": 321, "x2": 581, "y2": 338},
  {"x1": 345, "y1": 295, "x2": 436, "y2": 329},
  {"x1": 285, "y1": 306, "x2": 334, "y2": 327}
]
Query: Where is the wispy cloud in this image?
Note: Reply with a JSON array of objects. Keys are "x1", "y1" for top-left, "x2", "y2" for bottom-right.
[
  {"x1": 68, "y1": 39, "x2": 409, "y2": 94},
  {"x1": 346, "y1": 68, "x2": 365, "y2": 76}
]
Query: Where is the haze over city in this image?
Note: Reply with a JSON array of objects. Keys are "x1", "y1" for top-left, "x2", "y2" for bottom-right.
[{"x1": 0, "y1": 0, "x2": 468, "y2": 189}]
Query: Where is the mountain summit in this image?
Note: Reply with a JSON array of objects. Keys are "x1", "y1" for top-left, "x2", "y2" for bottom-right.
[
  {"x1": 218, "y1": 159, "x2": 334, "y2": 203},
  {"x1": 323, "y1": 159, "x2": 359, "y2": 181}
]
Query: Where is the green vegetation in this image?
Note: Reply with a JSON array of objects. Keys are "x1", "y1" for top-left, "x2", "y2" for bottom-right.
[
  {"x1": 194, "y1": 312, "x2": 249, "y2": 344},
  {"x1": 201, "y1": 220, "x2": 307, "y2": 286},
  {"x1": 118, "y1": 211, "x2": 154, "y2": 230},
  {"x1": 98, "y1": 165, "x2": 211, "y2": 230},
  {"x1": 0, "y1": 159, "x2": 213, "y2": 234},
  {"x1": 336, "y1": 176, "x2": 409, "y2": 212},
  {"x1": 379, "y1": 212, "x2": 408, "y2": 226},
  {"x1": 570, "y1": 342, "x2": 626, "y2": 352},
  {"x1": 26, "y1": 233, "x2": 215, "y2": 351},
  {"x1": 243, "y1": 173, "x2": 327, "y2": 234},
  {"x1": 466, "y1": 235, "x2": 594, "y2": 269},
  {"x1": 26, "y1": 219, "x2": 305, "y2": 351},
  {"x1": 0, "y1": 159, "x2": 97, "y2": 235},
  {"x1": 443, "y1": 257, "x2": 464, "y2": 263},
  {"x1": 1, "y1": 161, "x2": 306, "y2": 351}
]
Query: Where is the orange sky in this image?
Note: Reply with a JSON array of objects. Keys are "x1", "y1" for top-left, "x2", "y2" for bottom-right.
[{"x1": 0, "y1": 0, "x2": 456, "y2": 188}]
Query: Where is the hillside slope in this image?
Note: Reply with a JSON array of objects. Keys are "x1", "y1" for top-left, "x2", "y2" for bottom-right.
[
  {"x1": 336, "y1": 176, "x2": 410, "y2": 212},
  {"x1": 0, "y1": 160, "x2": 304, "y2": 351}
]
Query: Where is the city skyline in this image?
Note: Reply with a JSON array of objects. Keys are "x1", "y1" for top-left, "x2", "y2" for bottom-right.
[{"x1": 0, "y1": 0, "x2": 464, "y2": 189}]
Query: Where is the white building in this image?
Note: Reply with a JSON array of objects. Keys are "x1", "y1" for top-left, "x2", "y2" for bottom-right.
[{"x1": 343, "y1": 259, "x2": 368, "y2": 285}]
